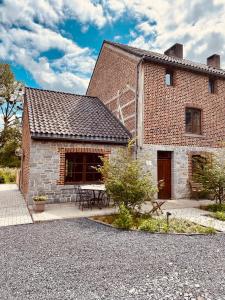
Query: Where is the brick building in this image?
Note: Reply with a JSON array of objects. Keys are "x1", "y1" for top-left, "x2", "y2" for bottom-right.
[
  {"x1": 20, "y1": 88, "x2": 130, "y2": 203},
  {"x1": 87, "y1": 41, "x2": 225, "y2": 199}
]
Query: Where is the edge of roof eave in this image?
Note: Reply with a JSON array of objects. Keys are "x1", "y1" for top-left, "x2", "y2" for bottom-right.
[
  {"x1": 142, "y1": 56, "x2": 225, "y2": 79},
  {"x1": 107, "y1": 41, "x2": 225, "y2": 78},
  {"x1": 30, "y1": 132, "x2": 130, "y2": 145}
]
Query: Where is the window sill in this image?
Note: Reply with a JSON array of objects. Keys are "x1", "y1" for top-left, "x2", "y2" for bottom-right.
[{"x1": 184, "y1": 133, "x2": 205, "y2": 138}]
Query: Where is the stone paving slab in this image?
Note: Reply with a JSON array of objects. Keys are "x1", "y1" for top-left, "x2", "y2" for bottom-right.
[
  {"x1": 31, "y1": 202, "x2": 117, "y2": 222},
  {"x1": 165, "y1": 207, "x2": 225, "y2": 232},
  {"x1": 0, "y1": 184, "x2": 33, "y2": 227}
]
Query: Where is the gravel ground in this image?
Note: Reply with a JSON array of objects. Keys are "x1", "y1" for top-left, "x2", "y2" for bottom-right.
[{"x1": 0, "y1": 219, "x2": 225, "y2": 300}]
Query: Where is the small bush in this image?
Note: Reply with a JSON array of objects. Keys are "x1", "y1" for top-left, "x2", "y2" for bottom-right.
[
  {"x1": 138, "y1": 217, "x2": 216, "y2": 234},
  {"x1": 113, "y1": 203, "x2": 133, "y2": 229},
  {"x1": 206, "y1": 203, "x2": 225, "y2": 212},
  {"x1": 0, "y1": 168, "x2": 17, "y2": 183},
  {"x1": 213, "y1": 211, "x2": 225, "y2": 221},
  {"x1": 33, "y1": 195, "x2": 48, "y2": 202},
  {"x1": 138, "y1": 218, "x2": 166, "y2": 233}
]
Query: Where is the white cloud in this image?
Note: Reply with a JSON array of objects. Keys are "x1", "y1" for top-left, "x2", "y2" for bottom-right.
[
  {"x1": 1, "y1": 0, "x2": 225, "y2": 95},
  {"x1": 106, "y1": 0, "x2": 225, "y2": 67},
  {"x1": 136, "y1": 21, "x2": 156, "y2": 37},
  {"x1": 0, "y1": 0, "x2": 100, "y2": 93}
]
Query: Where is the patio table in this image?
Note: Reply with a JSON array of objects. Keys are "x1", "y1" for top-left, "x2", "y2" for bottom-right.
[{"x1": 80, "y1": 185, "x2": 106, "y2": 208}]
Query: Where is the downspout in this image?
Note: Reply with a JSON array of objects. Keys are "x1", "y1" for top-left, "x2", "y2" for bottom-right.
[{"x1": 135, "y1": 56, "x2": 145, "y2": 159}]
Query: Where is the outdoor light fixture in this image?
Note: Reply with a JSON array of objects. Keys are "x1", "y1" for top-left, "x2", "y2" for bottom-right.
[
  {"x1": 15, "y1": 148, "x2": 23, "y2": 157},
  {"x1": 166, "y1": 212, "x2": 172, "y2": 227}
]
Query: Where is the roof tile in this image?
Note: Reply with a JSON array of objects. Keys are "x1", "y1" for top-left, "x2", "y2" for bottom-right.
[{"x1": 25, "y1": 87, "x2": 131, "y2": 143}]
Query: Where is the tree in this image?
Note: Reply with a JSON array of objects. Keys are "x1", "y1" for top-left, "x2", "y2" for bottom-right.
[
  {"x1": 0, "y1": 64, "x2": 23, "y2": 130},
  {"x1": 97, "y1": 140, "x2": 157, "y2": 212},
  {"x1": 0, "y1": 124, "x2": 21, "y2": 168},
  {"x1": 193, "y1": 155, "x2": 225, "y2": 204}
]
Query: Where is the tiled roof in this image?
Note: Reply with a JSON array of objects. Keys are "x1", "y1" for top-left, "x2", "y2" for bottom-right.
[
  {"x1": 106, "y1": 41, "x2": 225, "y2": 78},
  {"x1": 25, "y1": 87, "x2": 131, "y2": 144}
]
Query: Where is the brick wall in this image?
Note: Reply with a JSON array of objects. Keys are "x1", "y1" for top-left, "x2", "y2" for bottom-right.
[
  {"x1": 143, "y1": 62, "x2": 225, "y2": 147},
  {"x1": 27, "y1": 140, "x2": 121, "y2": 204},
  {"x1": 20, "y1": 102, "x2": 31, "y2": 198},
  {"x1": 87, "y1": 43, "x2": 138, "y2": 135}
]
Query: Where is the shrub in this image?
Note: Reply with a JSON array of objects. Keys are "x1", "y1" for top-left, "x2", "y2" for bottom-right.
[
  {"x1": 138, "y1": 218, "x2": 164, "y2": 233},
  {"x1": 96, "y1": 140, "x2": 157, "y2": 213},
  {"x1": 206, "y1": 203, "x2": 225, "y2": 212},
  {"x1": 213, "y1": 211, "x2": 225, "y2": 221},
  {"x1": 193, "y1": 156, "x2": 225, "y2": 204},
  {"x1": 113, "y1": 203, "x2": 133, "y2": 229},
  {"x1": 33, "y1": 195, "x2": 48, "y2": 202},
  {"x1": 0, "y1": 168, "x2": 17, "y2": 183},
  {"x1": 138, "y1": 217, "x2": 216, "y2": 234}
]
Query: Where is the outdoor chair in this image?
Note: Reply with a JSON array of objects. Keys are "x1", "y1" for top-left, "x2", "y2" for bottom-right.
[
  {"x1": 76, "y1": 186, "x2": 93, "y2": 210},
  {"x1": 100, "y1": 191, "x2": 111, "y2": 208},
  {"x1": 149, "y1": 200, "x2": 166, "y2": 216},
  {"x1": 188, "y1": 180, "x2": 204, "y2": 200}
]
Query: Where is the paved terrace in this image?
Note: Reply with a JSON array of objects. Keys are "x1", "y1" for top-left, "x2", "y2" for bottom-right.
[{"x1": 0, "y1": 184, "x2": 32, "y2": 227}]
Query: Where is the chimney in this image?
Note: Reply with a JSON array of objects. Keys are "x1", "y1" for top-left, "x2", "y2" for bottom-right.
[
  {"x1": 207, "y1": 54, "x2": 220, "y2": 68},
  {"x1": 164, "y1": 43, "x2": 183, "y2": 59}
]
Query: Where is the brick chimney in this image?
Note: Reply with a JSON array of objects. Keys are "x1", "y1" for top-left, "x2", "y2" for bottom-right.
[
  {"x1": 164, "y1": 43, "x2": 183, "y2": 59},
  {"x1": 207, "y1": 54, "x2": 220, "y2": 68}
]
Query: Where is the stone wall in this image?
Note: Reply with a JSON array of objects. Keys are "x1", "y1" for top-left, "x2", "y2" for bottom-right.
[
  {"x1": 27, "y1": 139, "x2": 121, "y2": 204},
  {"x1": 138, "y1": 144, "x2": 225, "y2": 199}
]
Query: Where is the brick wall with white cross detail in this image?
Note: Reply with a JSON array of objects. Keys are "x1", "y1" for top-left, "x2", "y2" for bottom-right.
[{"x1": 87, "y1": 43, "x2": 138, "y2": 135}]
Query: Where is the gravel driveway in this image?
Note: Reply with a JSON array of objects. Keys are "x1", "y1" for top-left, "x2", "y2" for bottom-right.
[{"x1": 0, "y1": 219, "x2": 225, "y2": 300}]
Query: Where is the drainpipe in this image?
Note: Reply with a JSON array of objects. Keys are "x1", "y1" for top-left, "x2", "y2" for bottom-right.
[{"x1": 135, "y1": 56, "x2": 145, "y2": 159}]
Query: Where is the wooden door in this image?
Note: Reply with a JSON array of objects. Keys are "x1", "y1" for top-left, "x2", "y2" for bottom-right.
[{"x1": 157, "y1": 151, "x2": 172, "y2": 199}]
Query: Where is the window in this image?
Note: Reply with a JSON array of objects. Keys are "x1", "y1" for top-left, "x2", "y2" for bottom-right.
[
  {"x1": 208, "y1": 78, "x2": 215, "y2": 94},
  {"x1": 65, "y1": 153, "x2": 103, "y2": 183},
  {"x1": 165, "y1": 70, "x2": 173, "y2": 86},
  {"x1": 185, "y1": 108, "x2": 202, "y2": 135}
]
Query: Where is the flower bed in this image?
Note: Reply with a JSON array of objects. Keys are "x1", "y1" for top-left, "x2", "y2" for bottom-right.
[
  {"x1": 91, "y1": 214, "x2": 216, "y2": 234},
  {"x1": 200, "y1": 203, "x2": 225, "y2": 221}
]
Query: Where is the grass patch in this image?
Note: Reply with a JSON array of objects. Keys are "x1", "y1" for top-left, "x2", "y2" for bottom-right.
[
  {"x1": 0, "y1": 168, "x2": 17, "y2": 183},
  {"x1": 92, "y1": 214, "x2": 216, "y2": 234},
  {"x1": 201, "y1": 203, "x2": 225, "y2": 221},
  {"x1": 202, "y1": 203, "x2": 225, "y2": 212},
  {"x1": 213, "y1": 211, "x2": 225, "y2": 221}
]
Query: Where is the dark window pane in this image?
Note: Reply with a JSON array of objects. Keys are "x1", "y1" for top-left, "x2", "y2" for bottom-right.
[
  {"x1": 185, "y1": 108, "x2": 201, "y2": 134},
  {"x1": 165, "y1": 70, "x2": 173, "y2": 86},
  {"x1": 208, "y1": 79, "x2": 215, "y2": 94},
  {"x1": 65, "y1": 153, "x2": 103, "y2": 183}
]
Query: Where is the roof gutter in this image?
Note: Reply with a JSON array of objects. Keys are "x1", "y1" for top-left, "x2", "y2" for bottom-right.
[{"x1": 31, "y1": 133, "x2": 129, "y2": 145}]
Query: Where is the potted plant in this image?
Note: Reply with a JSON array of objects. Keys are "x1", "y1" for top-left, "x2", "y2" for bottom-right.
[{"x1": 33, "y1": 195, "x2": 48, "y2": 212}]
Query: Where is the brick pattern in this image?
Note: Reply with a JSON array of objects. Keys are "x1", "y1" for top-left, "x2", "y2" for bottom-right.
[
  {"x1": 87, "y1": 44, "x2": 137, "y2": 134},
  {"x1": 143, "y1": 62, "x2": 225, "y2": 147},
  {"x1": 57, "y1": 147, "x2": 111, "y2": 185},
  {"x1": 21, "y1": 102, "x2": 31, "y2": 198}
]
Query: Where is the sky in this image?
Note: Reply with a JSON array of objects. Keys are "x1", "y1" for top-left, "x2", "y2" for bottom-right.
[{"x1": 1, "y1": 0, "x2": 225, "y2": 95}]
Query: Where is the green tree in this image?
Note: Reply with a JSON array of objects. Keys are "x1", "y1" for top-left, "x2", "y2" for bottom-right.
[
  {"x1": 194, "y1": 155, "x2": 225, "y2": 204},
  {"x1": 0, "y1": 64, "x2": 23, "y2": 130},
  {"x1": 0, "y1": 124, "x2": 21, "y2": 168},
  {"x1": 0, "y1": 64, "x2": 23, "y2": 168},
  {"x1": 97, "y1": 140, "x2": 157, "y2": 213}
]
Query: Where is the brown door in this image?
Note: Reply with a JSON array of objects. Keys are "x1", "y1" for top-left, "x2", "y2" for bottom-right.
[{"x1": 157, "y1": 151, "x2": 172, "y2": 199}]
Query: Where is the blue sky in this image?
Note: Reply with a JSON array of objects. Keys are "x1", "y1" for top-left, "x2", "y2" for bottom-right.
[{"x1": 1, "y1": 0, "x2": 225, "y2": 94}]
